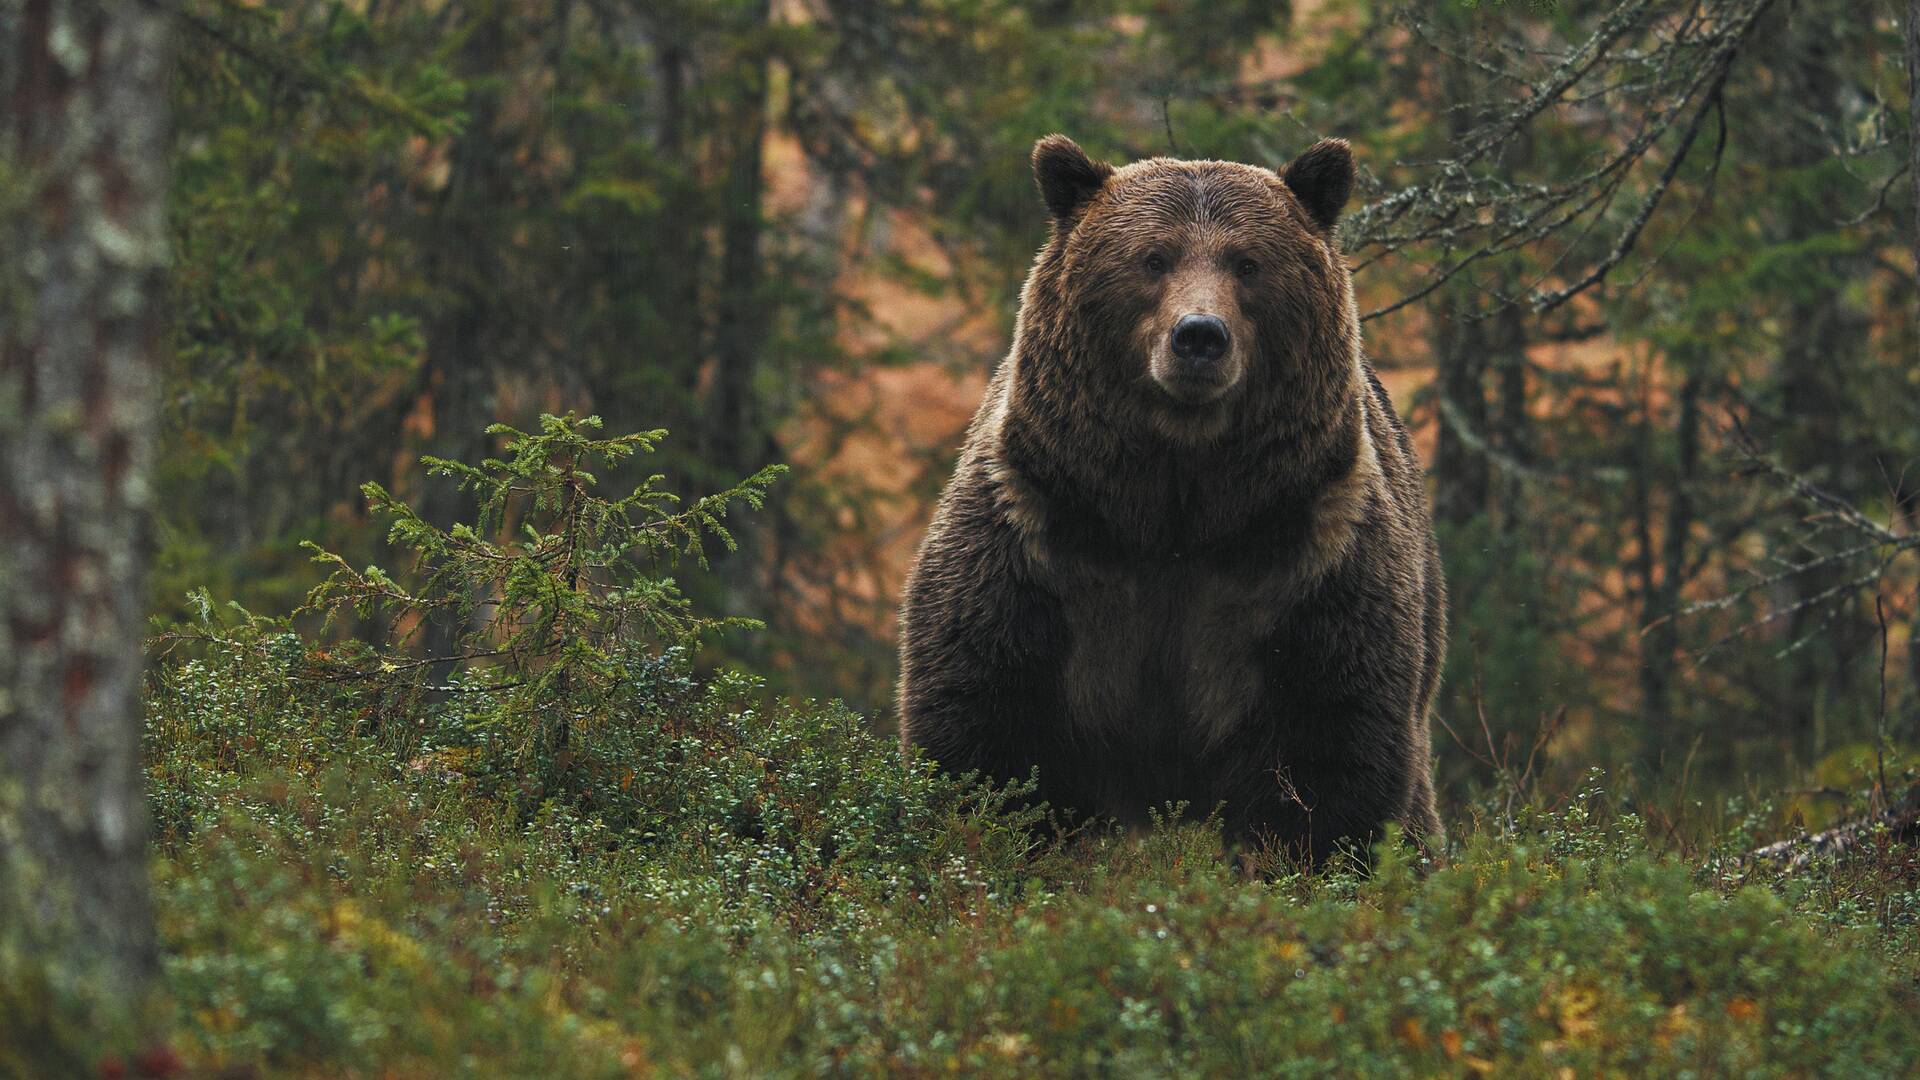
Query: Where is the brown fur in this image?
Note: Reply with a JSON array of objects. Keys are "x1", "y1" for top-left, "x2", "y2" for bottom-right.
[{"x1": 897, "y1": 135, "x2": 1445, "y2": 863}]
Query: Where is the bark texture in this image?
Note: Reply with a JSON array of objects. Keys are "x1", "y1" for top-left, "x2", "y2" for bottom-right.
[{"x1": 0, "y1": 0, "x2": 170, "y2": 1002}]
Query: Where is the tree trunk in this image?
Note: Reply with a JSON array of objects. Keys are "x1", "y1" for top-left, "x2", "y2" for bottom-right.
[
  {"x1": 655, "y1": 38, "x2": 705, "y2": 392},
  {"x1": 1488, "y1": 300, "x2": 1530, "y2": 534},
  {"x1": 705, "y1": 0, "x2": 775, "y2": 610},
  {"x1": 1630, "y1": 367, "x2": 1665, "y2": 729},
  {"x1": 0, "y1": 0, "x2": 169, "y2": 1009},
  {"x1": 707, "y1": 0, "x2": 771, "y2": 484},
  {"x1": 1641, "y1": 373, "x2": 1701, "y2": 731},
  {"x1": 1428, "y1": 39, "x2": 1495, "y2": 532},
  {"x1": 1431, "y1": 299, "x2": 1491, "y2": 529},
  {"x1": 1768, "y1": 29, "x2": 1874, "y2": 761}
]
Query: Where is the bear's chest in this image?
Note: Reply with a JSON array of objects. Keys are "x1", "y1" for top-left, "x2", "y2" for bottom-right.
[{"x1": 1054, "y1": 559, "x2": 1288, "y2": 752}]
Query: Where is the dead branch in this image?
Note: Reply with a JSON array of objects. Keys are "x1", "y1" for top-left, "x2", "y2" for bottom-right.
[
  {"x1": 1747, "y1": 789, "x2": 1920, "y2": 870},
  {"x1": 1680, "y1": 416, "x2": 1920, "y2": 666},
  {"x1": 1334, "y1": 0, "x2": 1779, "y2": 322}
]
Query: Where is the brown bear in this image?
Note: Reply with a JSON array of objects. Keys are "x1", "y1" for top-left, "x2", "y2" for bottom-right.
[{"x1": 895, "y1": 134, "x2": 1445, "y2": 864}]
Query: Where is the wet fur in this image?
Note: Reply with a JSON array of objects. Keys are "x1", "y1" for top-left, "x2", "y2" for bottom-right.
[{"x1": 897, "y1": 138, "x2": 1444, "y2": 863}]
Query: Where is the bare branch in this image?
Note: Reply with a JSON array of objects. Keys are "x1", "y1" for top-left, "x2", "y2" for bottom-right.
[{"x1": 1334, "y1": 0, "x2": 1779, "y2": 323}]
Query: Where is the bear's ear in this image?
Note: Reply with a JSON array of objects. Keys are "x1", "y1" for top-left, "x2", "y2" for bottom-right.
[
  {"x1": 1033, "y1": 134, "x2": 1113, "y2": 222},
  {"x1": 1282, "y1": 138, "x2": 1355, "y2": 232}
]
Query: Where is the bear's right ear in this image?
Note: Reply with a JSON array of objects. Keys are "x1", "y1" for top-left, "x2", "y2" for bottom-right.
[
  {"x1": 1282, "y1": 137, "x2": 1355, "y2": 232},
  {"x1": 1033, "y1": 134, "x2": 1113, "y2": 222}
]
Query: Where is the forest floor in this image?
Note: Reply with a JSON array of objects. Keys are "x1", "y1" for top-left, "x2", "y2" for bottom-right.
[{"x1": 13, "y1": 652, "x2": 1911, "y2": 1078}]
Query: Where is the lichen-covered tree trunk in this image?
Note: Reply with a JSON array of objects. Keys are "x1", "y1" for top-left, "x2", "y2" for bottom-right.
[{"x1": 0, "y1": 0, "x2": 170, "y2": 1005}]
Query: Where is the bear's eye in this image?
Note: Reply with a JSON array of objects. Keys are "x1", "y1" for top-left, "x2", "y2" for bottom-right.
[
  {"x1": 1143, "y1": 253, "x2": 1169, "y2": 275},
  {"x1": 1235, "y1": 258, "x2": 1261, "y2": 280}
]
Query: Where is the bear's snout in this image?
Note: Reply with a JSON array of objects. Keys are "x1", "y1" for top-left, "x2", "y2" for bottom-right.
[
  {"x1": 1171, "y1": 313, "x2": 1230, "y2": 366},
  {"x1": 1143, "y1": 255, "x2": 1250, "y2": 409},
  {"x1": 1152, "y1": 307, "x2": 1242, "y2": 405}
]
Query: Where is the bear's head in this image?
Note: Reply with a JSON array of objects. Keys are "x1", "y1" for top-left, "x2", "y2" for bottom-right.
[{"x1": 1013, "y1": 135, "x2": 1361, "y2": 447}]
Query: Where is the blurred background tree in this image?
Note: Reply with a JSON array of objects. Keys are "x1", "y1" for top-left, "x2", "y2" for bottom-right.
[{"x1": 149, "y1": 0, "x2": 1917, "y2": 815}]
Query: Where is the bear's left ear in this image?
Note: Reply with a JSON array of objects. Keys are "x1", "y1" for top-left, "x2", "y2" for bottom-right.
[
  {"x1": 1282, "y1": 138, "x2": 1355, "y2": 232},
  {"x1": 1033, "y1": 134, "x2": 1114, "y2": 222}
]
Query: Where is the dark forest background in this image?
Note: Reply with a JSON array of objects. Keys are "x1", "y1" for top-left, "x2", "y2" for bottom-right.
[{"x1": 157, "y1": 0, "x2": 1917, "y2": 812}]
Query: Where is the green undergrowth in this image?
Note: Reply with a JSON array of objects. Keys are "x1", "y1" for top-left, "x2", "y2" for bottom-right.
[
  {"x1": 136, "y1": 670, "x2": 1920, "y2": 1077},
  {"x1": 20, "y1": 416, "x2": 1917, "y2": 1077}
]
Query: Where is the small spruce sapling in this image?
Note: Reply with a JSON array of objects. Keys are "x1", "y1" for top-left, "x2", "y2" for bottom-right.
[{"x1": 278, "y1": 414, "x2": 780, "y2": 761}]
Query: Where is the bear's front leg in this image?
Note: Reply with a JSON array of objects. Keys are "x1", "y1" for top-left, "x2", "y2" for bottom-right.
[
  {"x1": 1232, "y1": 579, "x2": 1439, "y2": 865},
  {"x1": 1230, "y1": 736, "x2": 1428, "y2": 867},
  {"x1": 897, "y1": 500, "x2": 1072, "y2": 803}
]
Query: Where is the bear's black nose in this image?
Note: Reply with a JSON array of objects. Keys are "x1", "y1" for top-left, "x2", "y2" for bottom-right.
[{"x1": 1170, "y1": 314, "x2": 1230, "y2": 366}]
